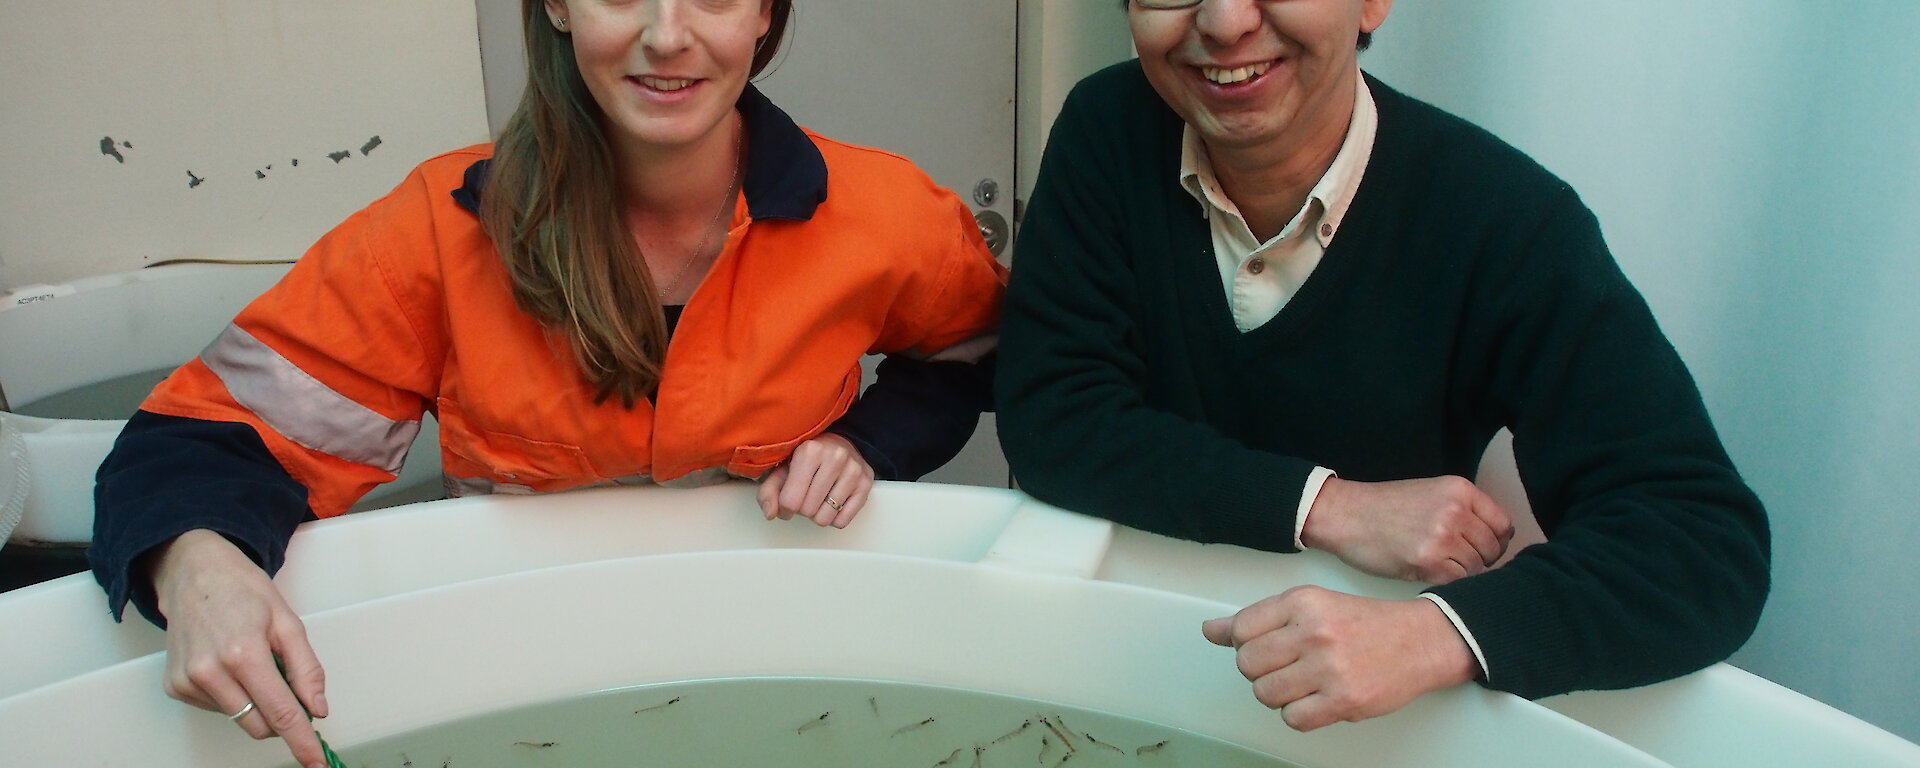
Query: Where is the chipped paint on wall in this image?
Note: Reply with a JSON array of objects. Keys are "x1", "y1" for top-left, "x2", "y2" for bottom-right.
[
  {"x1": 111, "y1": 137, "x2": 394, "y2": 191},
  {"x1": 3, "y1": 1, "x2": 490, "y2": 286}
]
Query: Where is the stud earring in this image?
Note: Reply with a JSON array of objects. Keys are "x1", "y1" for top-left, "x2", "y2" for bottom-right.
[{"x1": 553, "y1": 16, "x2": 568, "y2": 32}]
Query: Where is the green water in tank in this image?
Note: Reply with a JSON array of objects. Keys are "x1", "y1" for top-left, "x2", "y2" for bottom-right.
[{"x1": 291, "y1": 677, "x2": 1301, "y2": 768}]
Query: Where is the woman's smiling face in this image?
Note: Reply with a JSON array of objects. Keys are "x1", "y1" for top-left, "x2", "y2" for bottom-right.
[{"x1": 548, "y1": 0, "x2": 773, "y2": 154}]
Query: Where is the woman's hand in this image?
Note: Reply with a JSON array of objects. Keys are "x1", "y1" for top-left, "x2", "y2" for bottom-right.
[
  {"x1": 757, "y1": 433, "x2": 875, "y2": 528},
  {"x1": 148, "y1": 529, "x2": 332, "y2": 768}
]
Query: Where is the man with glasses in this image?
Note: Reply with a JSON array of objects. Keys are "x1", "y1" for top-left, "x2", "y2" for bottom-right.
[{"x1": 997, "y1": 0, "x2": 1769, "y2": 730}]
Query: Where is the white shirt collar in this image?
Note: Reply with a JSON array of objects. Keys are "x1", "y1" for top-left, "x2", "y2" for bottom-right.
[{"x1": 1178, "y1": 68, "x2": 1378, "y2": 249}]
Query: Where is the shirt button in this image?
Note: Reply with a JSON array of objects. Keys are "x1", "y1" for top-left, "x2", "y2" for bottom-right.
[
  {"x1": 1246, "y1": 258, "x2": 1266, "y2": 275},
  {"x1": 1320, "y1": 222, "x2": 1335, "y2": 238}
]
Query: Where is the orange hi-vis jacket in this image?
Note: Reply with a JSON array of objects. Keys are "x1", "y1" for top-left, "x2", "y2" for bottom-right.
[{"x1": 138, "y1": 97, "x2": 1006, "y2": 520}]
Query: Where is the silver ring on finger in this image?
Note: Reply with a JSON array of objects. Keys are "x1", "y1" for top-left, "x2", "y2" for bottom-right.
[
  {"x1": 824, "y1": 496, "x2": 844, "y2": 512},
  {"x1": 227, "y1": 701, "x2": 257, "y2": 721}
]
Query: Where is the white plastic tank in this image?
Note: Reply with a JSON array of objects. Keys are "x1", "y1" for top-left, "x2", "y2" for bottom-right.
[
  {"x1": 0, "y1": 483, "x2": 1913, "y2": 767},
  {"x1": 0, "y1": 263, "x2": 445, "y2": 551}
]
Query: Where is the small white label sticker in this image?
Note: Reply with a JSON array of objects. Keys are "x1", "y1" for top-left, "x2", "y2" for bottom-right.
[{"x1": 2, "y1": 284, "x2": 78, "y2": 310}]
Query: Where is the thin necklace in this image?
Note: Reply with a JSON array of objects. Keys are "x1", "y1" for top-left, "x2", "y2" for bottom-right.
[{"x1": 654, "y1": 124, "x2": 745, "y2": 300}]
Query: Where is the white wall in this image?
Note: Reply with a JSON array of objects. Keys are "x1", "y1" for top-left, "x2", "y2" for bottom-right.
[
  {"x1": 0, "y1": 1, "x2": 489, "y2": 290},
  {"x1": 1361, "y1": 1, "x2": 1920, "y2": 743}
]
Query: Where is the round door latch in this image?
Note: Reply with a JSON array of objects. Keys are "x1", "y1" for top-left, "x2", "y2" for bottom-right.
[
  {"x1": 974, "y1": 209, "x2": 1009, "y2": 257},
  {"x1": 973, "y1": 178, "x2": 1000, "y2": 207}
]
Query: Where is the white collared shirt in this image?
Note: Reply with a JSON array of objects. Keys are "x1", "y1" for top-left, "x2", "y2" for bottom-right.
[
  {"x1": 1174, "y1": 69, "x2": 1490, "y2": 682},
  {"x1": 1178, "y1": 71, "x2": 1377, "y2": 332}
]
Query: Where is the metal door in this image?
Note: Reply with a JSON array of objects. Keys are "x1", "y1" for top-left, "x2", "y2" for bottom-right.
[{"x1": 754, "y1": 1, "x2": 1018, "y2": 488}]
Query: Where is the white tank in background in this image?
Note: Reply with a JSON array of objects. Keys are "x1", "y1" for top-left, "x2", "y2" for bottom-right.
[{"x1": 0, "y1": 263, "x2": 445, "y2": 550}]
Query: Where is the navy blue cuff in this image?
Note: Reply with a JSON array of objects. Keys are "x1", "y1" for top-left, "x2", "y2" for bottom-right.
[
  {"x1": 90, "y1": 411, "x2": 308, "y2": 627},
  {"x1": 828, "y1": 353, "x2": 995, "y2": 481}
]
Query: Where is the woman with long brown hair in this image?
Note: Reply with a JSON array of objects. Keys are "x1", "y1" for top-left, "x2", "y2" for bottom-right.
[{"x1": 86, "y1": 3, "x2": 1005, "y2": 766}]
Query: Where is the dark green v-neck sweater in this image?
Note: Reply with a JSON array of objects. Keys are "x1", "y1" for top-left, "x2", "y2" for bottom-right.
[{"x1": 996, "y1": 61, "x2": 1769, "y2": 700}]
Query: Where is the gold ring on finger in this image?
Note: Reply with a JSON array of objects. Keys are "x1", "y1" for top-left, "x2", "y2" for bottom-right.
[{"x1": 825, "y1": 496, "x2": 844, "y2": 512}]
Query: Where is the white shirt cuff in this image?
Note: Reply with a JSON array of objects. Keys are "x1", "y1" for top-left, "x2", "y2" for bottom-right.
[
  {"x1": 1418, "y1": 592, "x2": 1490, "y2": 683},
  {"x1": 1293, "y1": 466, "x2": 1337, "y2": 551}
]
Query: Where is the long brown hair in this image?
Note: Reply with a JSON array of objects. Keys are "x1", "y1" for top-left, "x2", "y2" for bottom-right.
[{"x1": 481, "y1": 0, "x2": 794, "y2": 406}]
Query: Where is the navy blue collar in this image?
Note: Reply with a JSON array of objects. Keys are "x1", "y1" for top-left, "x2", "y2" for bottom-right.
[{"x1": 451, "y1": 84, "x2": 828, "y2": 222}]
